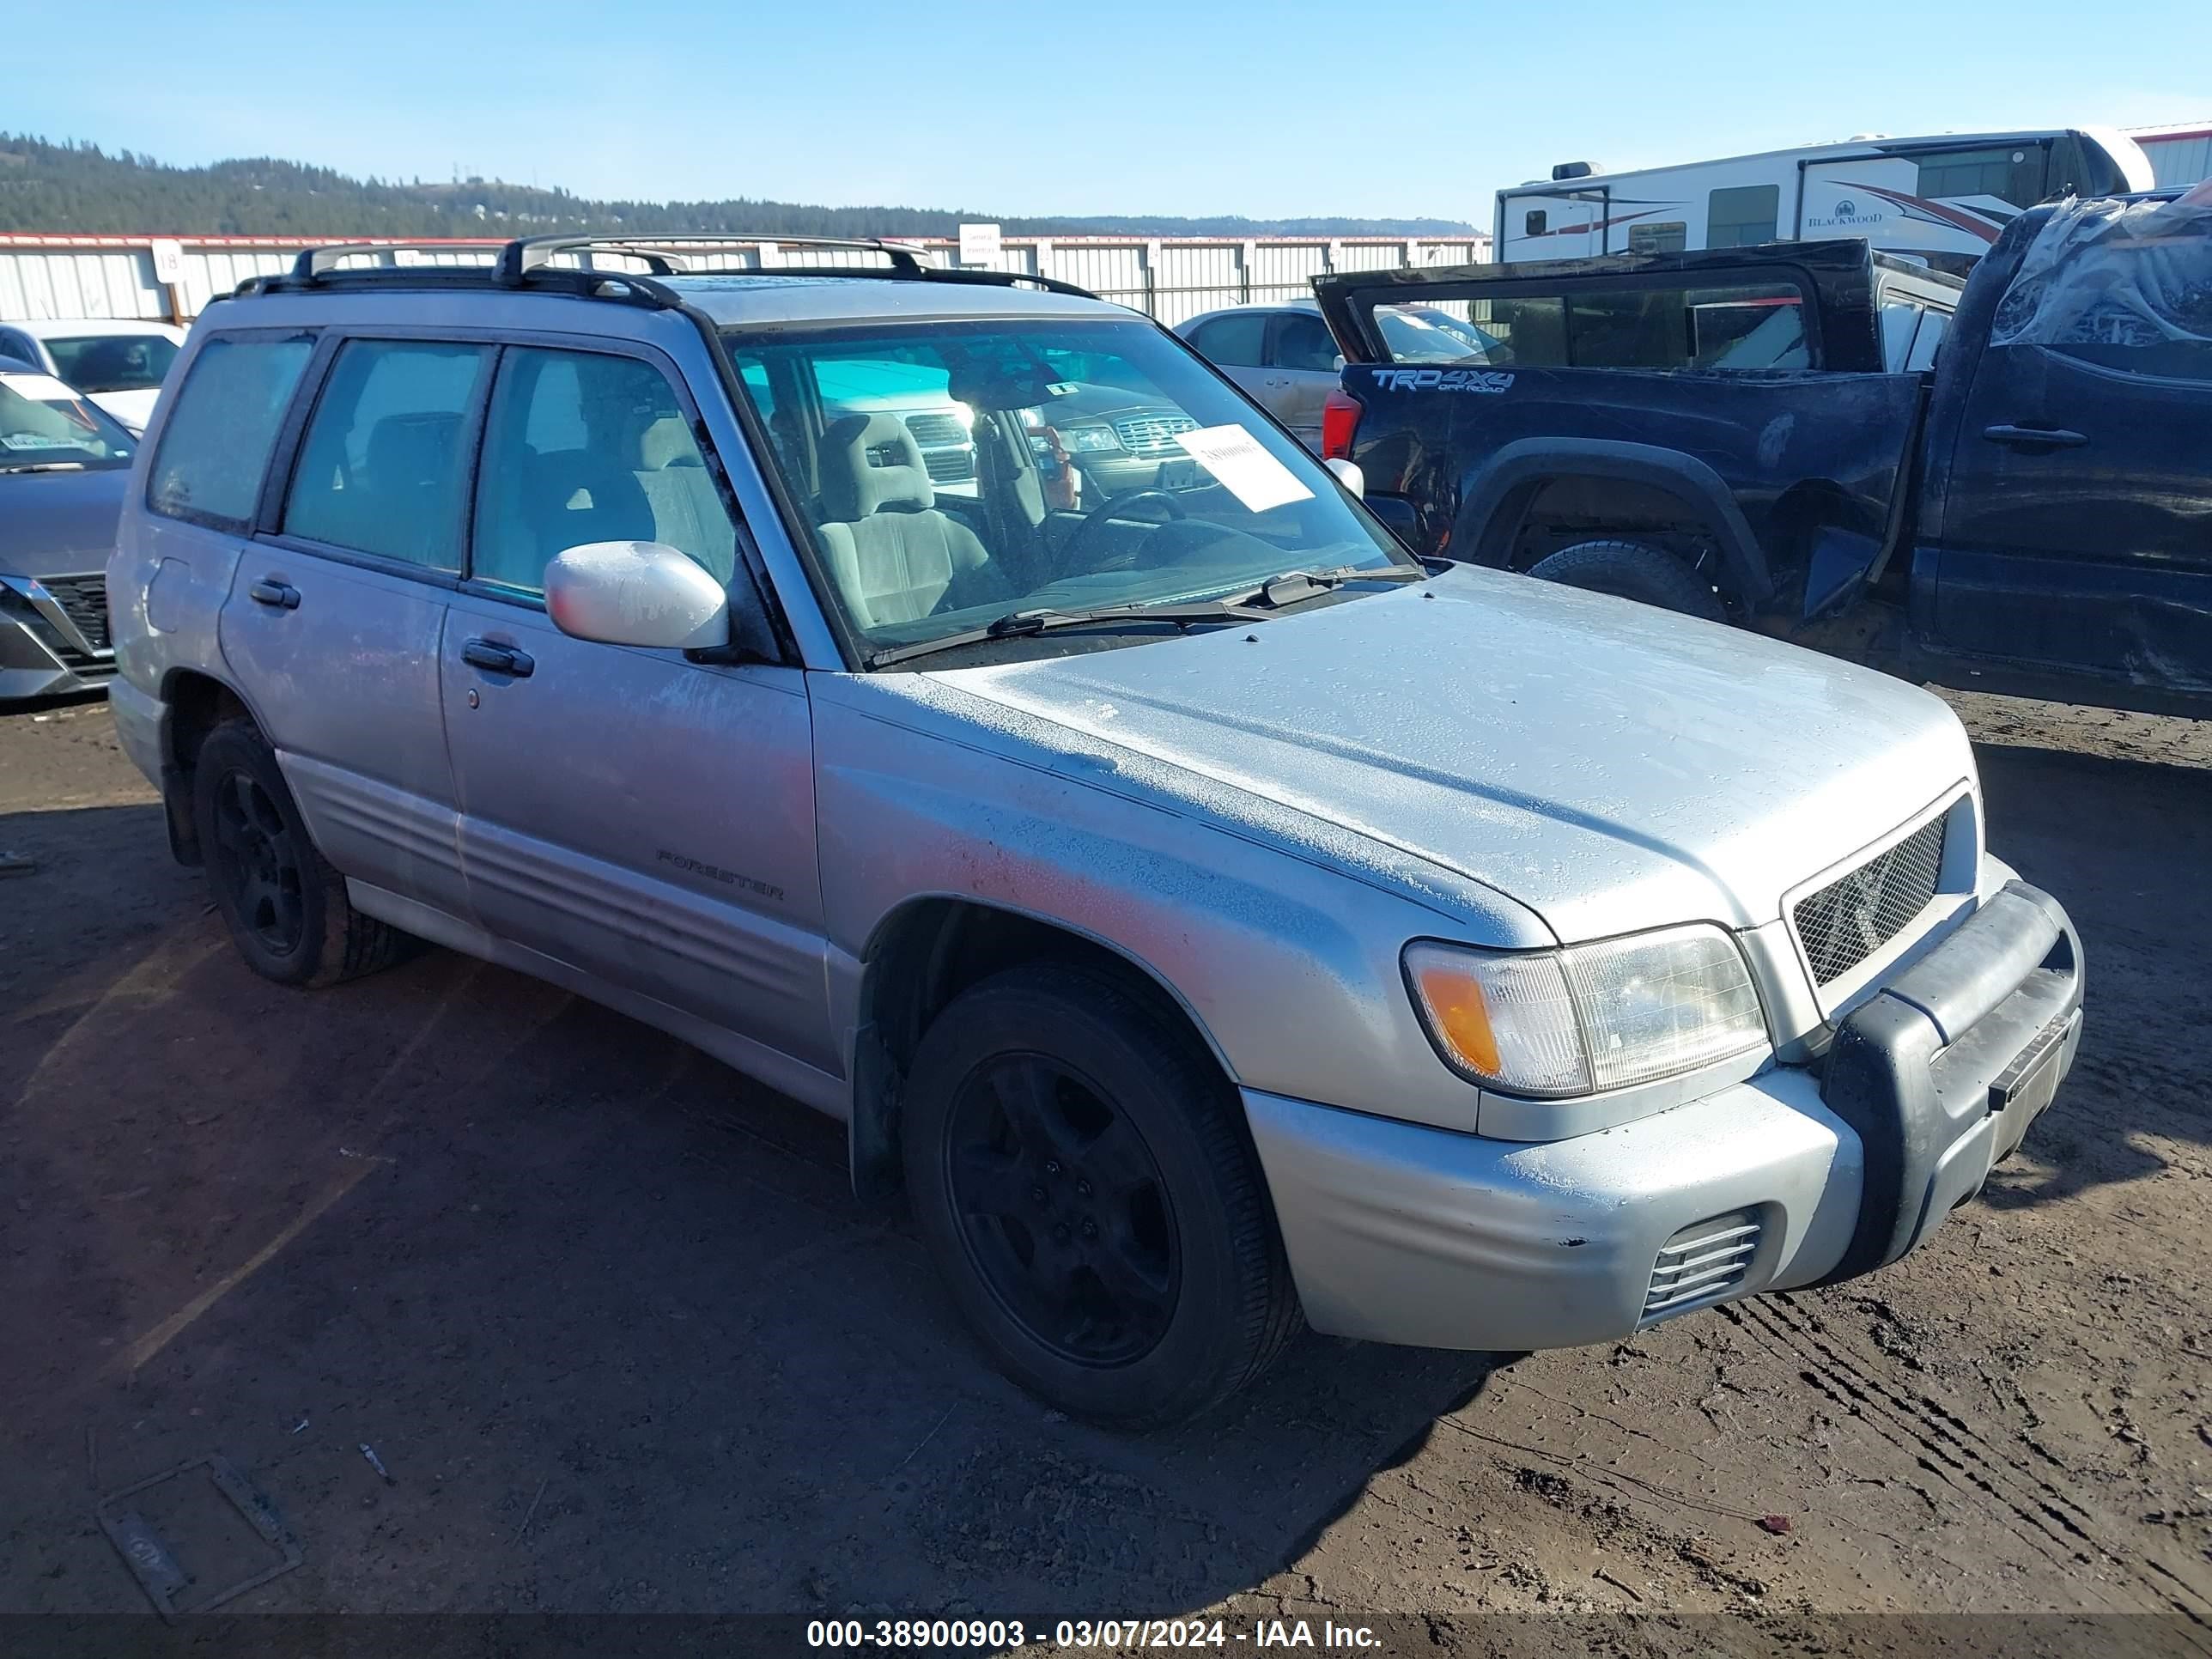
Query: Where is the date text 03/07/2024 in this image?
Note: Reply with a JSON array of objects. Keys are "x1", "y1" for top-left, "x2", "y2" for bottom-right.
[{"x1": 805, "y1": 1618, "x2": 1384, "y2": 1650}]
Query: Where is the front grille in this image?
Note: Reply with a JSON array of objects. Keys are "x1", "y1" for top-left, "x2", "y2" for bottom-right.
[
  {"x1": 1793, "y1": 815, "x2": 1948, "y2": 986},
  {"x1": 1112, "y1": 414, "x2": 1200, "y2": 458},
  {"x1": 921, "y1": 447, "x2": 975, "y2": 483},
  {"x1": 902, "y1": 413, "x2": 965, "y2": 446},
  {"x1": 1644, "y1": 1209, "x2": 1762, "y2": 1322},
  {"x1": 38, "y1": 574, "x2": 112, "y2": 652}
]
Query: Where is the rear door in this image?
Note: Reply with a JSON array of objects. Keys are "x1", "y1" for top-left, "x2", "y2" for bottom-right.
[
  {"x1": 213, "y1": 333, "x2": 483, "y2": 918},
  {"x1": 440, "y1": 339, "x2": 834, "y2": 1077},
  {"x1": 1923, "y1": 214, "x2": 2212, "y2": 704},
  {"x1": 1261, "y1": 310, "x2": 1340, "y2": 447}
]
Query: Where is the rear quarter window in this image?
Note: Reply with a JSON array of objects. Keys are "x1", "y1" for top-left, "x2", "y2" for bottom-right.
[{"x1": 147, "y1": 336, "x2": 315, "y2": 528}]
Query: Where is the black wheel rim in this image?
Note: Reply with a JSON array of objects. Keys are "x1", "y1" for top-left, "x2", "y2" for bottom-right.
[
  {"x1": 210, "y1": 769, "x2": 307, "y2": 955},
  {"x1": 944, "y1": 1053, "x2": 1181, "y2": 1368}
]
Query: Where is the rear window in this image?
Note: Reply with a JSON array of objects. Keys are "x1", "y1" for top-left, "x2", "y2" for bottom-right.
[
  {"x1": 1364, "y1": 278, "x2": 1814, "y2": 371},
  {"x1": 283, "y1": 340, "x2": 493, "y2": 568},
  {"x1": 147, "y1": 336, "x2": 314, "y2": 528},
  {"x1": 43, "y1": 332, "x2": 180, "y2": 393}
]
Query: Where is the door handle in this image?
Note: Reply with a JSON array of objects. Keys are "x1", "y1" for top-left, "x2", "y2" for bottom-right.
[
  {"x1": 461, "y1": 638, "x2": 535, "y2": 678},
  {"x1": 247, "y1": 579, "x2": 300, "y2": 610},
  {"x1": 1982, "y1": 423, "x2": 2087, "y2": 450}
]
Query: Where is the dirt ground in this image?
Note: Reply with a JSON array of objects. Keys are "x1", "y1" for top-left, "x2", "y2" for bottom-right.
[{"x1": 2, "y1": 687, "x2": 2208, "y2": 1651}]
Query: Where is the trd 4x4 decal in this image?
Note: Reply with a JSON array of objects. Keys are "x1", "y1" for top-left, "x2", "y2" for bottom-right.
[{"x1": 1370, "y1": 368, "x2": 1516, "y2": 394}]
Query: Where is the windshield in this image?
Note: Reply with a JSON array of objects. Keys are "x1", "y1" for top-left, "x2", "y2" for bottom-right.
[
  {"x1": 1374, "y1": 305, "x2": 1502, "y2": 364},
  {"x1": 0, "y1": 370, "x2": 137, "y2": 471},
  {"x1": 40, "y1": 333, "x2": 179, "y2": 394},
  {"x1": 726, "y1": 316, "x2": 1417, "y2": 664}
]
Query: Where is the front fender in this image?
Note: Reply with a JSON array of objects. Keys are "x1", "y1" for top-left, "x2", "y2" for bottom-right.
[{"x1": 811, "y1": 677, "x2": 1546, "y2": 1136}]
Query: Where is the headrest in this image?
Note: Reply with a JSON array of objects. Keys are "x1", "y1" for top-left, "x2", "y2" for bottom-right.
[
  {"x1": 365, "y1": 412, "x2": 460, "y2": 487},
  {"x1": 819, "y1": 412, "x2": 933, "y2": 520},
  {"x1": 639, "y1": 415, "x2": 697, "y2": 470}
]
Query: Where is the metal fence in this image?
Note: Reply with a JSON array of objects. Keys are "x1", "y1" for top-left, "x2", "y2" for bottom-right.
[{"x1": 0, "y1": 231, "x2": 1492, "y2": 327}]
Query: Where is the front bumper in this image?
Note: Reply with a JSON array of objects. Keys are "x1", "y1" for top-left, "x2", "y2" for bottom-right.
[
  {"x1": 0, "y1": 573, "x2": 115, "y2": 702},
  {"x1": 1245, "y1": 879, "x2": 2082, "y2": 1352}
]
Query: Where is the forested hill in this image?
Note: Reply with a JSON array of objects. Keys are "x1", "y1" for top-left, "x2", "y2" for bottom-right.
[{"x1": 0, "y1": 137, "x2": 1477, "y2": 240}]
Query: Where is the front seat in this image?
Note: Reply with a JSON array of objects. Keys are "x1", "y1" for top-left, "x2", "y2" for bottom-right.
[{"x1": 813, "y1": 413, "x2": 1007, "y2": 630}]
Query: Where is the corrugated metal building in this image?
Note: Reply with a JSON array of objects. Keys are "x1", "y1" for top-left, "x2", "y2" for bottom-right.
[
  {"x1": 2130, "y1": 122, "x2": 2212, "y2": 189},
  {"x1": 0, "y1": 232, "x2": 1491, "y2": 326}
]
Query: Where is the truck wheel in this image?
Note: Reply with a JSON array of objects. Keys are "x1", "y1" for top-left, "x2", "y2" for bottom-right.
[
  {"x1": 192, "y1": 719, "x2": 407, "y2": 988},
  {"x1": 902, "y1": 962, "x2": 1299, "y2": 1427},
  {"x1": 1527, "y1": 538, "x2": 1725, "y2": 622}
]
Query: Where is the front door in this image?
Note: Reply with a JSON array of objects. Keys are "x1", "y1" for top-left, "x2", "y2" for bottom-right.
[
  {"x1": 441, "y1": 342, "x2": 834, "y2": 1074},
  {"x1": 1262, "y1": 309, "x2": 1341, "y2": 449},
  {"x1": 1923, "y1": 216, "x2": 2212, "y2": 708},
  {"x1": 219, "y1": 336, "x2": 490, "y2": 917}
]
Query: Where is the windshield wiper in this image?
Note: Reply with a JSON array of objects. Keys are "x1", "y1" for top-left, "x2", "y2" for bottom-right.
[
  {"x1": 865, "y1": 598, "x2": 1267, "y2": 669},
  {"x1": 0, "y1": 460, "x2": 91, "y2": 473},
  {"x1": 1224, "y1": 562, "x2": 1429, "y2": 609}
]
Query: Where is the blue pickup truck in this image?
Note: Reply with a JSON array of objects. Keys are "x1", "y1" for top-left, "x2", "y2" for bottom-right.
[{"x1": 1310, "y1": 193, "x2": 2212, "y2": 716}]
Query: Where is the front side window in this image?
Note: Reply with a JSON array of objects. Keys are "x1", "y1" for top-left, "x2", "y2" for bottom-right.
[
  {"x1": 42, "y1": 332, "x2": 180, "y2": 394},
  {"x1": 472, "y1": 347, "x2": 738, "y2": 594},
  {"x1": 1990, "y1": 196, "x2": 2212, "y2": 383},
  {"x1": 1188, "y1": 313, "x2": 1266, "y2": 367},
  {"x1": 147, "y1": 336, "x2": 313, "y2": 526},
  {"x1": 727, "y1": 317, "x2": 1418, "y2": 662},
  {"x1": 1708, "y1": 185, "x2": 1780, "y2": 248},
  {"x1": 283, "y1": 341, "x2": 492, "y2": 568},
  {"x1": 0, "y1": 369, "x2": 137, "y2": 471}
]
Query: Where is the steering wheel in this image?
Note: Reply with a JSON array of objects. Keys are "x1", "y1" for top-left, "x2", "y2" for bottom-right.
[{"x1": 1056, "y1": 488, "x2": 1187, "y2": 570}]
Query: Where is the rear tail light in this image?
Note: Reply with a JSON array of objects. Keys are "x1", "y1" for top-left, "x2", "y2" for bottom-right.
[{"x1": 1321, "y1": 388, "x2": 1362, "y2": 461}]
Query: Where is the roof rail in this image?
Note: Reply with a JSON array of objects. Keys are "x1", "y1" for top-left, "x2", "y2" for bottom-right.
[
  {"x1": 499, "y1": 233, "x2": 927, "y2": 283},
  {"x1": 247, "y1": 234, "x2": 1101, "y2": 306},
  {"x1": 290, "y1": 241, "x2": 502, "y2": 279}
]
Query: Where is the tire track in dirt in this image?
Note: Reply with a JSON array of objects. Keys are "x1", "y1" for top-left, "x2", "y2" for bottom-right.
[{"x1": 1726, "y1": 1293, "x2": 2212, "y2": 1627}]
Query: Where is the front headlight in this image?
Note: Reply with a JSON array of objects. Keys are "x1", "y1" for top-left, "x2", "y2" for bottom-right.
[
  {"x1": 1058, "y1": 423, "x2": 1123, "y2": 453},
  {"x1": 1404, "y1": 925, "x2": 1768, "y2": 1097}
]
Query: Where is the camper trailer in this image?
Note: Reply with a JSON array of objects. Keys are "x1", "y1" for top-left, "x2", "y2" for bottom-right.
[{"x1": 1494, "y1": 128, "x2": 2154, "y2": 273}]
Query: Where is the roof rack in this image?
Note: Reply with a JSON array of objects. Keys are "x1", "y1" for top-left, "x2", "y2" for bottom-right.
[
  {"x1": 499, "y1": 233, "x2": 929, "y2": 282},
  {"x1": 237, "y1": 233, "x2": 1101, "y2": 307}
]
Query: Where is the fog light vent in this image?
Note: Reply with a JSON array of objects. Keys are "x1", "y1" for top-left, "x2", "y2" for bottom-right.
[{"x1": 1644, "y1": 1208, "x2": 1762, "y2": 1322}]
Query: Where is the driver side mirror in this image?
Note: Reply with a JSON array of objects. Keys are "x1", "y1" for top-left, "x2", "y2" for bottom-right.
[
  {"x1": 545, "y1": 541, "x2": 730, "y2": 650},
  {"x1": 1323, "y1": 457, "x2": 1364, "y2": 499}
]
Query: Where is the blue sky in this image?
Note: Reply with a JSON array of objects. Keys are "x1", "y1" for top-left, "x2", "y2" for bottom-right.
[{"x1": 10, "y1": 0, "x2": 2207, "y2": 222}]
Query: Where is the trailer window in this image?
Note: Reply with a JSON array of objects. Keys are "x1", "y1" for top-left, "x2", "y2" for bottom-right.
[
  {"x1": 1524, "y1": 210, "x2": 1547, "y2": 237},
  {"x1": 1915, "y1": 145, "x2": 2046, "y2": 207},
  {"x1": 1628, "y1": 222, "x2": 1688, "y2": 255},
  {"x1": 1708, "y1": 185, "x2": 1780, "y2": 248}
]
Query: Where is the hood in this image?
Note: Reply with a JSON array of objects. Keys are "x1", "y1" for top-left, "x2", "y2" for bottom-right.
[
  {"x1": 89, "y1": 388, "x2": 161, "y2": 434},
  {"x1": 0, "y1": 465, "x2": 130, "y2": 579},
  {"x1": 928, "y1": 566, "x2": 1975, "y2": 943}
]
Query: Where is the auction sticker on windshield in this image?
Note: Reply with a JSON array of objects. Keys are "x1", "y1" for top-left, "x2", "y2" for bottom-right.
[{"x1": 1173, "y1": 425, "x2": 1315, "y2": 514}]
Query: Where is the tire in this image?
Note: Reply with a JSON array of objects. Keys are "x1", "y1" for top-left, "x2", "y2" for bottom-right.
[
  {"x1": 191, "y1": 719, "x2": 407, "y2": 988},
  {"x1": 1527, "y1": 538, "x2": 1726, "y2": 622},
  {"x1": 902, "y1": 962, "x2": 1299, "y2": 1427}
]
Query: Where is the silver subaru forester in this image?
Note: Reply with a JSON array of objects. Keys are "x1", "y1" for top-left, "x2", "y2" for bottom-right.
[{"x1": 106, "y1": 236, "x2": 2084, "y2": 1426}]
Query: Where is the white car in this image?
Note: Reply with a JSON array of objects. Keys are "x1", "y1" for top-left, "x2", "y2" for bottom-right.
[{"x1": 0, "y1": 319, "x2": 186, "y2": 434}]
